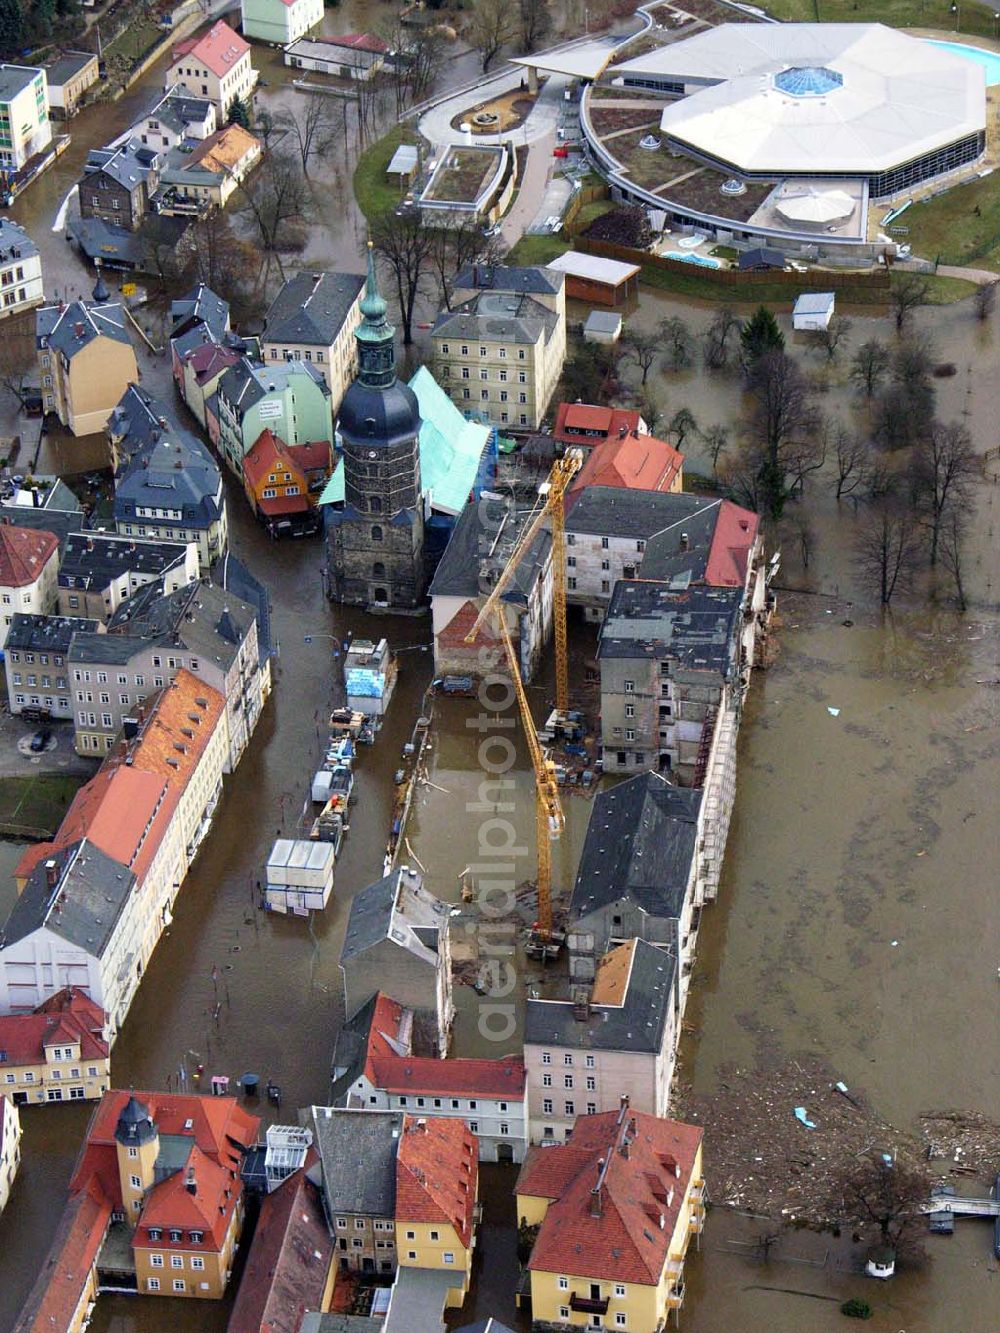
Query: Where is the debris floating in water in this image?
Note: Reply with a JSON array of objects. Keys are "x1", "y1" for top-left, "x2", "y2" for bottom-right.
[
  {"x1": 827, "y1": 706, "x2": 841, "y2": 717},
  {"x1": 794, "y1": 1106, "x2": 817, "y2": 1129}
]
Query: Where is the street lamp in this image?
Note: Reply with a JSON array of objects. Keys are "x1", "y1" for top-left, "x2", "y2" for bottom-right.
[
  {"x1": 951, "y1": 3, "x2": 959, "y2": 31},
  {"x1": 994, "y1": 10, "x2": 999, "y2": 40}
]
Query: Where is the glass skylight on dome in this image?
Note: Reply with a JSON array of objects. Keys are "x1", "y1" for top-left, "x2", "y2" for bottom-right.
[{"x1": 774, "y1": 66, "x2": 844, "y2": 97}]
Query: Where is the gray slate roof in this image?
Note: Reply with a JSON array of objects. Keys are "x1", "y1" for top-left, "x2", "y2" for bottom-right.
[
  {"x1": 5, "y1": 613, "x2": 101, "y2": 654},
  {"x1": 309, "y1": 1107, "x2": 402, "y2": 1217},
  {"x1": 433, "y1": 291, "x2": 556, "y2": 347},
  {"x1": 570, "y1": 772, "x2": 701, "y2": 923},
  {"x1": 453, "y1": 263, "x2": 563, "y2": 297},
  {"x1": 44, "y1": 51, "x2": 96, "y2": 88},
  {"x1": 37, "y1": 300, "x2": 134, "y2": 360},
  {"x1": 263, "y1": 270, "x2": 364, "y2": 348},
  {"x1": 218, "y1": 552, "x2": 273, "y2": 663},
  {"x1": 598, "y1": 581, "x2": 741, "y2": 674},
  {"x1": 384, "y1": 1265, "x2": 455, "y2": 1333},
  {"x1": 169, "y1": 282, "x2": 229, "y2": 340},
  {"x1": 341, "y1": 866, "x2": 448, "y2": 965},
  {"x1": 0, "y1": 65, "x2": 40, "y2": 101},
  {"x1": 110, "y1": 386, "x2": 223, "y2": 530},
  {"x1": 428, "y1": 495, "x2": 551, "y2": 606},
  {"x1": 59, "y1": 532, "x2": 192, "y2": 591},
  {"x1": 524, "y1": 937, "x2": 676, "y2": 1055},
  {"x1": 218, "y1": 355, "x2": 330, "y2": 416},
  {"x1": 83, "y1": 138, "x2": 158, "y2": 190},
  {"x1": 0, "y1": 217, "x2": 38, "y2": 264},
  {"x1": 0, "y1": 839, "x2": 137, "y2": 958},
  {"x1": 566, "y1": 487, "x2": 711, "y2": 541}
]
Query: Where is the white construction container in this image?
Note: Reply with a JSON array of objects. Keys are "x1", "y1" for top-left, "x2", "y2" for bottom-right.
[{"x1": 265, "y1": 838, "x2": 336, "y2": 915}]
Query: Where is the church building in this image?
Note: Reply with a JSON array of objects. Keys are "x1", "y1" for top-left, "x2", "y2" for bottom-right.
[{"x1": 326, "y1": 245, "x2": 425, "y2": 610}]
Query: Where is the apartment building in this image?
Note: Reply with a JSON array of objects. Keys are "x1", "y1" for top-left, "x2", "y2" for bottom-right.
[
  {"x1": 432, "y1": 265, "x2": 566, "y2": 431},
  {"x1": 0, "y1": 1095, "x2": 20, "y2": 1216},
  {"x1": 16, "y1": 1090, "x2": 258, "y2": 1328},
  {"x1": 261, "y1": 269, "x2": 365, "y2": 406},
  {"x1": 516, "y1": 1101, "x2": 704, "y2": 1331},
  {"x1": 0, "y1": 987, "x2": 110, "y2": 1106},
  {"x1": 138, "y1": 85, "x2": 216, "y2": 152},
  {"x1": 332, "y1": 992, "x2": 527, "y2": 1162},
  {"x1": 0, "y1": 217, "x2": 43, "y2": 318},
  {"x1": 216, "y1": 355, "x2": 333, "y2": 477},
  {"x1": 0, "y1": 65, "x2": 51, "y2": 172},
  {"x1": 429, "y1": 494, "x2": 553, "y2": 683},
  {"x1": 109, "y1": 385, "x2": 229, "y2": 570},
  {"x1": 0, "y1": 674, "x2": 228, "y2": 1033},
  {"x1": 4, "y1": 614, "x2": 102, "y2": 720},
  {"x1": 68, "y1": 580, "x2": 262, "y2": 768},
  {"x1": 36, "y1": 291, "x2": 139, "y2": 436},
  {"x1": 78, "y1": 138, "x2": 160, "y2": 231},
  {"x1": 598, "y1": 581, "x2": 742, "y2": 780},
  {"x1": 242, "y1": 0, "x2": 324, "y2": 44},
  {"x1": 309, "y1": 1107, "x2": 403, "y2": 1274},
  {"x1": 523, "y1": 937, "x2": 679, "y2": 1144},
  {"x1": 166, "y1": 21, "x2": 257, "y2": 119},
  {"x1": 242, "y1": 427, "x2": 331, "y2": 537},
  {"x1": 57, "y1": 532, "x2": 199, "y2": 622},
  {"x1": 0, "y1": 525, "x2": 58, "y2": 647},
  {"x1": 340, "y1": 866, "x2": 454, "y2": 1056}
]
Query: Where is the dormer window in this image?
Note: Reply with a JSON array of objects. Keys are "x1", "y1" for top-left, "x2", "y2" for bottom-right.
[
  {"x1": 169, "y1": 1229, "x2": 182, "y2": 1243},
  {"x1": 148, "y1": 1228, "x2": 162, "y2": 1241},
  {"x1": 189, "y1": 1230, "x2": 203, "y2": 1244}
]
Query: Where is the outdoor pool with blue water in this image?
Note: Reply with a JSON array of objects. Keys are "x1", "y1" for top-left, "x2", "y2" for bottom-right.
[
  {"x1": 928, "y1": 39, "x2": 1000, "y2": 85},
  {"x1": 665, "y1": 252, "x2": 721, "y2": 268}
]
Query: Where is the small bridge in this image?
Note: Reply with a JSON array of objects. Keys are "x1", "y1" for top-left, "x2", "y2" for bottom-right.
[{"x1": 928, "y1": 1195, "x2": 1000, "y2": 1218}]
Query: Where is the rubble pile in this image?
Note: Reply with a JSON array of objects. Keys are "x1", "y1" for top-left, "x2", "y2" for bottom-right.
[
  {"x1": 675, "y1": 1057, "x2": 924, "y2": 1226},
  {"x1": 920, "y1": 1110, "x2": 1000, "y2": 1175}
]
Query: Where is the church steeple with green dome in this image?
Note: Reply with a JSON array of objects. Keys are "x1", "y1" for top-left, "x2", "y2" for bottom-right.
[{"x1": 355, "y1": 242, "x2": 397, "y2": 389}]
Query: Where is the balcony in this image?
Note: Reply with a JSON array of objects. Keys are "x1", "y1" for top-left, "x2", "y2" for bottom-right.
[
  {"x1": 570, "y1": 1292, "x2": 610, "y2": 1315},
  {"x1": 666, "y1": 1278, "x2": 685, "y2": 1311}
]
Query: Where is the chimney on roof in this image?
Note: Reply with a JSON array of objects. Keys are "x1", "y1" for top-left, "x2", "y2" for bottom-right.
[
  {"x1": 415, "y1": 1117, "x2": 427, "y2": 1131},
  {"x1": 45, "y1": 859, "x2": 59, "y2": 889},
  {"x1": 590, "y1": 1161, "x2": 605, "y2": 1218},
  {"x1": 680, "y1": 532, "x2": 689, "y2": 551},
  {"x1": 186, "y1": 1166, "x2": 197, "y2": 1195}
]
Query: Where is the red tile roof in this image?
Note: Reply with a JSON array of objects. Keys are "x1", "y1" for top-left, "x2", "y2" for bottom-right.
[
  {"x1": 184, "y1": 340, "x2": 240, "y2": 382},
  {"x1": 243, "y1": 428, "x2": 296, "y2": 491},
  {"x1": 396, "y1": 1115, "x2": 478, "y2": 1248},
  {"x1": 226, "y1": 1155, "x2": 332, "y2": 1333},
  {"x1": 0, "y1": 525, "x2": 58, "y2": 588},
  {"x1": 553, "y1": 403, "x2": 641, "y2": 446},
  {"x1": 70, "y1": 1089, "x2": 258, "y2": 1211},
  {"x1": 363, "y1": 992, "x2": 407, "y2": 1082},
  {"x1": 286, "y1": 440, "x2": 332, "y2": 474},
  {"x1": 705, "y1": 500, "x2": 759, "y2": 587},
  {"x1": 321, "y1": 32, "x2": 389, "y2": 53},
  {"x1": 0, "y1": 988, "x2": 109, "y2": 1066},
  {"x1": 173, "y1": 20, "x2": 250, "y2": 79},
  {"x1": 259, "y1": 493, "x2": 310, "y2": 517},
  {"x1": 14, "y1": 1177, "x2": 112, "y2": 1333},
  {"x1": 517, "y1": 1107, "x2": 702, "y2": 1286},
  {"x1": 136, "y1": 1142, "x2": 237, "y2": 1251},
  {"x1": 436, "y1": 600, "x2": 500, "y2": 650},
  {"x1": 569, "y1": 430, "x2": 683, "y2": 500},
  {"x1": 370, "y1": 1054, "x2": 525, "y2": 1099},
  {"x1": 15, "y1": 671, "x2": 224, "y2": 885}
]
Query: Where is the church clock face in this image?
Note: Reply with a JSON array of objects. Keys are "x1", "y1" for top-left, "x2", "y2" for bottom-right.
[{"x1": 368, "y1": 451, "x2": 378, "y2": 459}]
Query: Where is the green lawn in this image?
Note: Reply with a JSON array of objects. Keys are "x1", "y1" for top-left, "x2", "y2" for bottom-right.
[
  {"x1": 507, "y1": 234, "x2": 568, "y2": 265},
  {"x1": 898, "y1": 174, "x2": 1000, "y2": 267},
  {"x1": 636, "y1": 263, "x2": 975, "y2": 306},
  {"x1": 0, "y1": 774, "x2": 84, "y2": 837},
  {"x1": 765, "y1": 0, "x2": 1000, "y2": 42},
  {"x1": 103, "y1": 16, "x2": 164, "y2": 70},
  {"x1": 354, "y1": 125, "x2": 420, "y2": 222}
]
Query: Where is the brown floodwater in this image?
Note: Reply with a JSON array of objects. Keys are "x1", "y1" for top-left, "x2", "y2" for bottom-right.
[{"x1": 0, "y1": 10, "x2": 998, "y2": 1331}]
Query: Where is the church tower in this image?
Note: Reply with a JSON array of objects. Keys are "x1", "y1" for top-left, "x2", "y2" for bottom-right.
[
  {"x1": 327, "y1": 244, "x2": 425, "y2": 609},
  {"x1": 115, "y1": 1094, "x2": 159, "y2": 1224}
]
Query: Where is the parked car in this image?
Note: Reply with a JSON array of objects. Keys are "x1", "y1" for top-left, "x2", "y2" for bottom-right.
[{"x1": 29, "y1": 727, "x2": 51, "y2": 752}]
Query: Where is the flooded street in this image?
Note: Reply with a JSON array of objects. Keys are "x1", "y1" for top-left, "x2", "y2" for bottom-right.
[{"x1": 0, "y1": 9, "x2": 996, "y2": 1330}]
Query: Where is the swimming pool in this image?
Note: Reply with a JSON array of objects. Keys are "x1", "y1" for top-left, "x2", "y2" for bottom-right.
[
  {"x1": 928, "y1": 39, "x2": 1000, "y2": 86},
  {"x1": 665, "y1": 251, "x2": 722, "y2": 269}
]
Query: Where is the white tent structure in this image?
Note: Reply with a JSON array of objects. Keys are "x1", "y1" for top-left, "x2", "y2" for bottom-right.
[{"x1": 776, "y1": 187, "x2": 856, "y2": 227}]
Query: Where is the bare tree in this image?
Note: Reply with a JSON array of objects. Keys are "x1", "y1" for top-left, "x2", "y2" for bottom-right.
[
  {"x1": 973, "y1": 280, "x2": 998, "y2": 322},
  {"x1": 468, "y1": 0, "x2": 516, "y2": 71},
  {"x1": 872, "y1": 338, "x2": 936, "y2": 450},
  {"x1": 733, "y1": 351, "x2": 823, "y2": 518},
  {"x1": 234, "y1": 155, "x2": 311, "y2": 277},
  {"x1": 175, "y1": 212, "x2": 265, "y2": 320},
  {"x1": 381, "y1": 21, "x2": 445, "y2": 117},
  {"x1": 517, "y1": 0, "x2": 551, "y2": 51},
  {"x1": 638, "y1": 391, "x2": 663, "y2": 434},
  {"x1": 890, "y1": 273, "x2": 929, "y2": 333},
  {"x1": 659, "y1": 315, "x2": 692, "y2": 370},
  {"x1": 854, "y1": 497, "x2": 921, "y2": 606},
  {"x1": 938, "y1": 508, "x2": 968, "y2": 610},
  {"x1": 850, "y1": 338, "x2": 890, "y2": 397},
  {"x1": 0, "y1": 313, "x2": 36, "y2": 411},
  {"x1": 371, "y1": 207, "x2": 436, "y2": 346},
  {"x1": 621, "y1": 329, "x2": 658, "y2": 386},
  {"x1": 703, "y1": 305, "x2": 741, "y2": 370},
  {"x1": 831, "y1": 421, "x2": 870, "y2": 500},
  {"x1": 829, "y1": 1156, "x2": 930, "y2": 1263},
  {"x1": 702, "y1": 422, "x2": 729, "y2": 478},
  {"x1": 427, "y1": 218, "x2": 507, "y2": 311},
  {"x1": 816, "y1": 314, "x2": 853, "y2": 362},
  {"x1": 788, "y1": 512, "x2": 815, "y2": 570},
  {"x1": 275, "y1": 94, "x2": 337, "y2": 175},
  {"x1": 668, "y1": 406, "x2": 697, "y2": 450},
  {"x1": 910, "y1": 419, "x2": 978, "y2": 565}
]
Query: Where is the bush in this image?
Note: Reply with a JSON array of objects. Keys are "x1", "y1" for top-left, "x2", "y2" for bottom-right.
[
  {"x1": 841, "y1": 1298, "x2": 873, "y2": 1319},
  {"x1": 583, "y1": 204, "x2": 653, "y2": 250}
]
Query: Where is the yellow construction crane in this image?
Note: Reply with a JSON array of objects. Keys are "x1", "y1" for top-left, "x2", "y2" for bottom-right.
[
  {"x1": 464, "y1": 448, "x2": 582, "y2": 714},
  {"x1": 463, "y1": 450, "x2": 582, "y2": 951}
]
